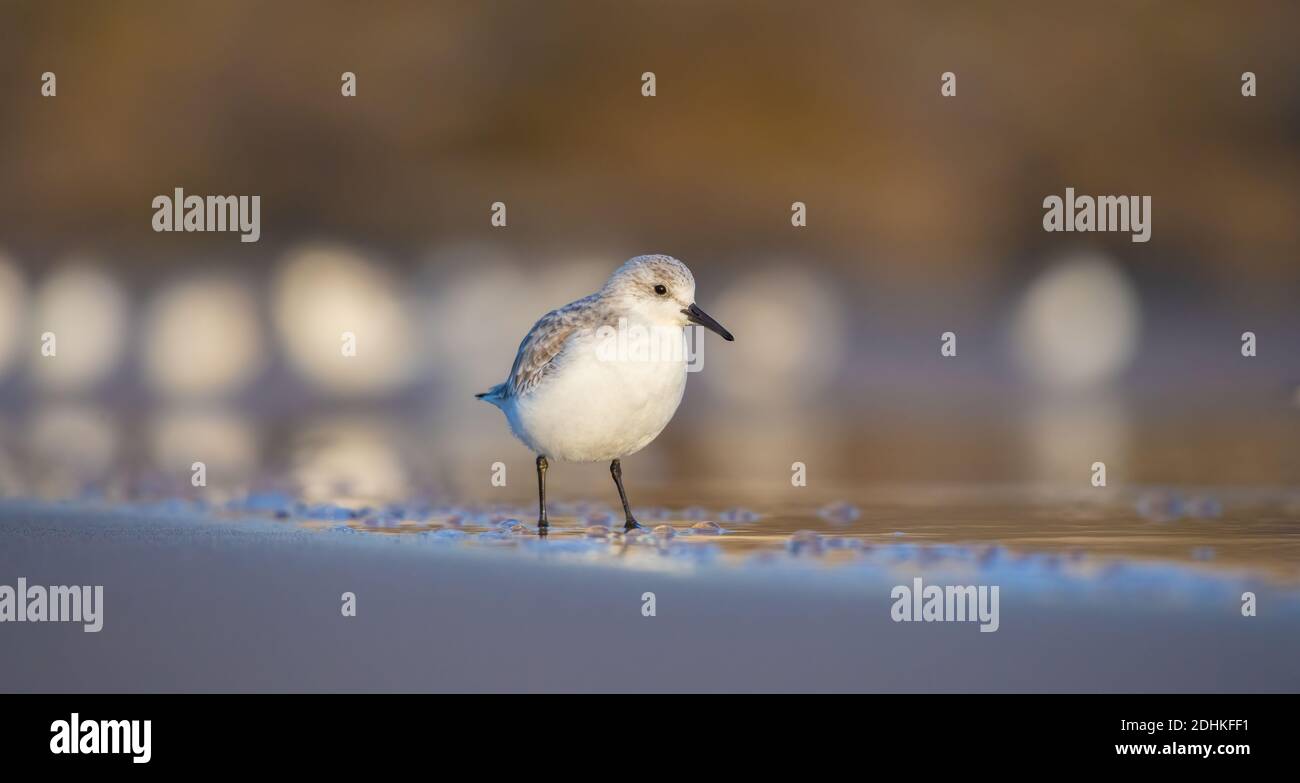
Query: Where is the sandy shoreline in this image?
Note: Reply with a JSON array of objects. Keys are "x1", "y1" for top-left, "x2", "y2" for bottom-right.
[{"x1": 1, "y1": 501, "x2": 1297, "y2": 692}]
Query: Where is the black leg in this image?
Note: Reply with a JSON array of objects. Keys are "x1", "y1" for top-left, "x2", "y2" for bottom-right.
[
  {"x1": 610, "y1": 459, "x2": 641, "y2": 531},
  {"x1": 536, "y1": 455, "x2": 549, "y2": 535}
]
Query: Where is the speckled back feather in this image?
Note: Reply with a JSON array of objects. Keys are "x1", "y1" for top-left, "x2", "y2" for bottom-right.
[{"x1": 476, "y1": 254, "x2": 693, "y2": 405}]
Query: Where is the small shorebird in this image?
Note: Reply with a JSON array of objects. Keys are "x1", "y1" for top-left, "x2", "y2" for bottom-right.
[{"x1": 477, "y1": 254, "x2": 733, "y2": 533}]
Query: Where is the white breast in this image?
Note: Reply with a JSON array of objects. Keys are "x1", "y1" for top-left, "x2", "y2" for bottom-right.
[{"x1": 505, "y1": 327, "x2": 688, "y2": 462}]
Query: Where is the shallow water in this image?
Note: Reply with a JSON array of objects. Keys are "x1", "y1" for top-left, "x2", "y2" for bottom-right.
[
  {"x1": 6, "y1": 486, "x2": 1300, "y2": 692},
  {"x1": 200, "y1": 484, "x2": 1300, "y2": 587}
]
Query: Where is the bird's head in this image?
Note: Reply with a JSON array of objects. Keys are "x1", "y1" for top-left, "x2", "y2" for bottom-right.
[{"x1": 601, "y1": 254, "x2": 734, "y2": 341}]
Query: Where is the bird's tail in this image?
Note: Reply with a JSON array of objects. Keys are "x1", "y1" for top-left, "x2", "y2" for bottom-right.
[{"x1": 475, "y1": 383, "x2": 508, "y2": 407}]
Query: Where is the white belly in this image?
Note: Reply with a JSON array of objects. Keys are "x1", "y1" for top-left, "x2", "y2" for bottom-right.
[{"x1": 505, "y1": 336, "x2": 688, "y2": 462}]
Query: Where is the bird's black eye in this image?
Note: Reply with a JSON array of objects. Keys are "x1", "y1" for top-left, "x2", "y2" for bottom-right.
[{"x1": 653, "y1": 284, "x2": 667, "y2": 296}]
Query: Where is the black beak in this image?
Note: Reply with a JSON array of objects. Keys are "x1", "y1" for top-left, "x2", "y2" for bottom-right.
[{"x1": 682, "y1": 303, "x2": 734, "y2": 341}]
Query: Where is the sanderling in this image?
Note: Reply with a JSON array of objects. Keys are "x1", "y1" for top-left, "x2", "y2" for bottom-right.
[{"x1": 477, "y1": 254, "x2": 733, "y2": 533}]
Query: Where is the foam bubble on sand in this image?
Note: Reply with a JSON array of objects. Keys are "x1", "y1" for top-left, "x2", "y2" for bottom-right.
[
  {"x1": 1183, "y1": 496, "x2": 1223, "y2": 519},
  {"x1": 821, "y1": 536, "x2": 860, "y2": 550},
  {"x1": 690, "y1": 521, "x2": 724, "y2": 535},
  {"x1": 787, "y1": 530, "x2": 824, "y2": 556},
  {"x1": 360, "y1": 507, "x2": 406, "y2": 527},
  {"x1": 1136, "y1": 491, "x2": 1224, "y2": 522},
  {"x1": 978, "y1": 546, "x2": 1005, "y2": 568},
  {"x1": 818, "y1": 501, "x2": 861, "y2": 525}
]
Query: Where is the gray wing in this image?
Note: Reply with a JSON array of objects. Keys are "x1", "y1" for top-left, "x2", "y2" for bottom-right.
[{"x1": 504, "y1": 295, "x2": 604, "y2": 398}]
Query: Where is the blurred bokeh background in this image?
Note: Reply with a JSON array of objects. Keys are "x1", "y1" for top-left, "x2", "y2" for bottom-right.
[{"x1": 0, "y1": 1, "x2": 1297, "y2": 504}]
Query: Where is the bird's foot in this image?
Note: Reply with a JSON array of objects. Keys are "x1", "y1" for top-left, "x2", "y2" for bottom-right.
[
  {"x1": 623, "y1": 519, "x2": 643, "y2": 532},
  {"x1": 537, "y1": 518, "x2": 549, "y2": 538}
]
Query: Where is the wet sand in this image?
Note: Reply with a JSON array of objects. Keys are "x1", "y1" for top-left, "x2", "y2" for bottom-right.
[{"x1": 2, "y1": 493, "x2": 1298, "y2": 692}]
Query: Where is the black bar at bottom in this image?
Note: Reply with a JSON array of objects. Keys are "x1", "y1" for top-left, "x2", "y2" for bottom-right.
[{"x1": 0, "y1": 693, "x2": 1282, "y2": 770}]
